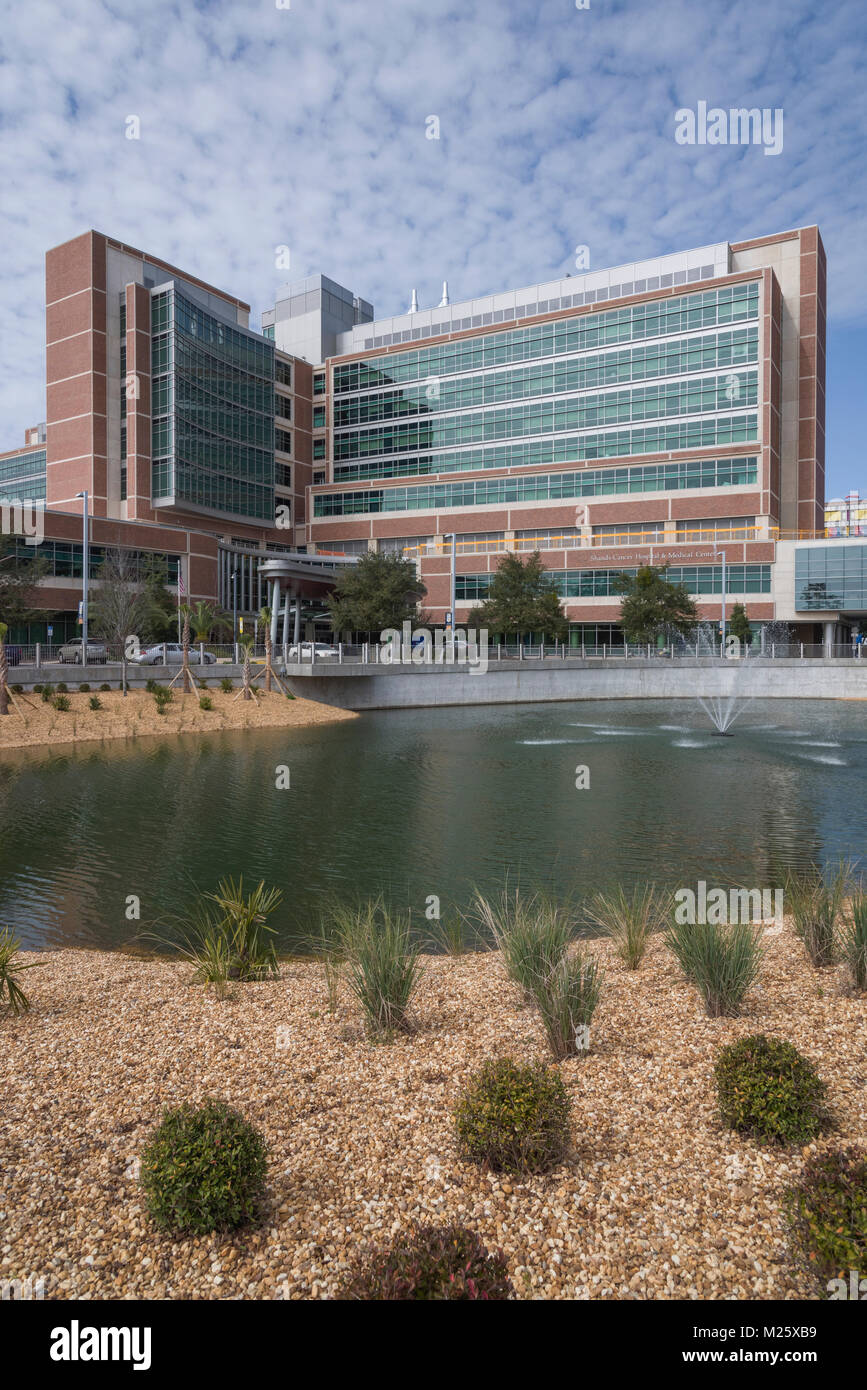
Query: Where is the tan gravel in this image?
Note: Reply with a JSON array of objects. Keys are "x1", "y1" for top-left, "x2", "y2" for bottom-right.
[
  {"x1": 1, "y1": 927, "x2": 864, "y2": 1301},
  {"x1": 0, "y1": 688, "x2": 355, "y2": 751}
]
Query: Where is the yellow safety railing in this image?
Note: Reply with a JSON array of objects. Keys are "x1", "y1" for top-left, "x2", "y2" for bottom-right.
[{"x1": 320, "y1": 526, "x2": 859, "y2": 559}]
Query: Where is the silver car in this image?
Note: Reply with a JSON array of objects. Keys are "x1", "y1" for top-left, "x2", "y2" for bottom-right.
[
  {"x1": 133, "y1": 644, "x2": 216, "y2": 665},
  {"x1": 58, "y1": 637, "x2": 108, "y2": 664}
]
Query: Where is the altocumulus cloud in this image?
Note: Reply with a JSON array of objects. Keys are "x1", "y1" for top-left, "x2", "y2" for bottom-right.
[{"x1": 0, "y1": 0, "x2": 865, "y2": 456}]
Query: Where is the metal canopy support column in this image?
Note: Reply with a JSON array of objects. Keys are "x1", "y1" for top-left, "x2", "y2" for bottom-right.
[
  {"x1": 293, "y1": 589, "x2": 301, "y2": 645},
  {"x1": 270, "y1": 582, "x2": 281, "y2": 646},
  {"x1": 282, "y1": 591, "x2": 292, "y2": 647}
]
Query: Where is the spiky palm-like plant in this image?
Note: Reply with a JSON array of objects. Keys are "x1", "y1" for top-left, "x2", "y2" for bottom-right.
[
  {"x1": 178, "y1": 604, "x2": 195, "y2": 694},
  {"x1": 240, "y1": 635, "x2": 254, "y2": 700}
]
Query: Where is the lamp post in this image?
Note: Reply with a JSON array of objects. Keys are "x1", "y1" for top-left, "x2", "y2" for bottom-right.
[
  {"x1": 712, "y1": 545, "x2": 727, "y2": 653},
  {"x1": 75, "y1": 490, "x2": 89, "y2": 664},
  {"x1": 444, "y1": 532, "x2": 456, "y2": 644},
  {"x1": 231, "y1": 568, "x2": 239, "y2": 645}
]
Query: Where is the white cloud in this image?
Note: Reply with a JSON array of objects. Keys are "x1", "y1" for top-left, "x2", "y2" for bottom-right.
[{"x1": 0, "y1": 0, "x2": 864, "y2": 487}]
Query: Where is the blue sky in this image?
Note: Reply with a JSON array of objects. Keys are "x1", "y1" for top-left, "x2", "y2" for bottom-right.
[{"x1": 1, "y1": 0, "x2": 865, "y2": 496}]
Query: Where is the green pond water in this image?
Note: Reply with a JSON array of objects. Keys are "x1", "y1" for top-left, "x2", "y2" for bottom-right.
[{"x1": 1, "y1": 698, "x2": 864, "y2": 952}]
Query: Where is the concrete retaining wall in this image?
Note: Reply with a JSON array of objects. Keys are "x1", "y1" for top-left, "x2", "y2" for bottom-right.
[{"x1": 281, "y1": 658, "x2": 867, "y2": 710}]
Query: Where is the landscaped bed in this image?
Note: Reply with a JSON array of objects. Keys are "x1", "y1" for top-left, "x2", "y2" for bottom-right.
[
  {"x1": 0, "y1": 687, "x2": 355, "y2": 752},
  {"x1": 2, "y1": 922, "x2": 864, "y2": 1300}
]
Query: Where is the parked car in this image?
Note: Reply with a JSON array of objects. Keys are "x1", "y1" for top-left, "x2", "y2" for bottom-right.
[
  {"x1": 4, "y1": 645, "x2": 22, "y2": 667},
  {"x1": 58, "y1": 637, "x2": 108, "y2": 664},
  {"x1": 286, "y1": 641, "x2": 339, "y2": 660},
  {"x1": 132, "y1": 644, "x2": 216, "y2": 665}
]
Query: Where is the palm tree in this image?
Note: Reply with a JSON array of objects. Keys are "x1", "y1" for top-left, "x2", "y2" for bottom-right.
[
  {"x1": 260, "y1": 605, "x2": 273, "y2": 692},
  {"x1": 240, "y1": 634, "x2": 254, "y2": 701},
  {"x1": 190, "y1": 600, "x2": 218, "y2": 644},
  {"x1": 179, "y1": 603, "x2": 195, "y2": 695}
]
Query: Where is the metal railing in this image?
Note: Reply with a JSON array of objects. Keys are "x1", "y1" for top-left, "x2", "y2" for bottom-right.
[
  {"x1": 343, "y1": 525, "x2": 867, "y2": 561},
  {"x1": 4, "y1": 637, "x2": 865, "y2": 673}
]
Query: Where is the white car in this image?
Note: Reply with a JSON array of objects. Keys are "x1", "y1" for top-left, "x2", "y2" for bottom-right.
[
  {"x1": 132, "y1": 644, "x2": 216, "y2": 665},
  {"x1": 286, "y1": 641, "x2": 338, "y2": 660}
]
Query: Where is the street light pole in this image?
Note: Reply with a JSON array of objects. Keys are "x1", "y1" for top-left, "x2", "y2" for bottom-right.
[
  {"x1": 76, "y1": 490, "x2": 89, "y2": 664},
  {"x1": 713, "y1": 545, "x2": 727, "y2": 653},
  {"x1": 231, "y1": 569, "x2": 238, "y2": 644},
  {"x1": 444, "y1": 532, "x2": 456, "y2": 640}
]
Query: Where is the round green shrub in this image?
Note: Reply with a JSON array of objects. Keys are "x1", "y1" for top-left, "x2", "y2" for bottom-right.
[
  {"x1": 715, "y1": 1034, "x2": 829, "y2": 1145},
  {"x1": 455, "y1": 1058, "x2": 572, "y2": 1174},
  {"x1": 32, "y1": 683, "x2": 44, "y2": 694},
  {"x1": 55, "y1": 681, "x2": 68, "y2": 693},
  {"x1": 140, "y1": 1098, "x2": 268, "y2": 1234},
  {"x1": 99, "y1": 683, "x2": 111, "y2": 692},
  {"x1": 199, "y1": 695, "x2": 213, "y2": 711},
  {"x1": 78, "y1": 683, "x2": 91, "y2": 693},
  {"x1": 784, "y1": 1148, "x2": 867, "y2": 1288},
  {"x1": 342, "y1": 1222, "x2": 513, "y2": 1300},
  {"x1": 11, "y1": 684, "x2": 23, "y2": 694},
  {"x1": 220, "y1": 676, "x2": 234, "y2": 693}
]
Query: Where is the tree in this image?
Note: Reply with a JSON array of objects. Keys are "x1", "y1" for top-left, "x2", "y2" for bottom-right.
[
  {"x1": 613, "y1": 565, "x2": 698, "y2": 644},
  {"x1": 260, "y1": 605, "x2": 273, "y2": 692},
  {"x1": 0, "y1": 534, "x2": 48, "y2": 635},
  {"x1": 178, "y1": 604, "x2": 195, "y2": 695},
  {"x1": 90, "y1": 548, "x2": 151, "y2": 696},
  {"x1": 728, "y1": 603, "x2": 753, "y2": 646},
  {"x1": 466, "y1": 551, "x2": 567, "y2": 642},
  {"x1": 140, "y1": 556, "x2": 178, "y2": 643},
  {"x1": 239, "y1": 634, "x2": 254, "y2": 701},
  {"x1": 327, "y1": 551, "x2": 426, "y2": 636}
]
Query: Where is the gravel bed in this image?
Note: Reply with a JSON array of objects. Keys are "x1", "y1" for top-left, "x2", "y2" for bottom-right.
[{"x1": 1, "y1": 928, "x2": 864, "y2": 1300}]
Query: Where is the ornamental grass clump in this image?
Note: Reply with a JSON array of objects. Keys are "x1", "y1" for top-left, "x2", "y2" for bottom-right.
[
  {"x1": 784, "y1": 1148, "x2": 867, "y2": 1289},
  {"x1": 839, "y1": 886, "x2": 867, "y2": 992},
  {"x1": 473, "y1": 888, "x2": 573, "y2": 995},
  {"x1": 530, "y1": 947, "x2": 604, "y2": 1060},
  {"x1": 584, "y1": 883, "x2": 667, "y2": 969},
  {"x1": 785, "y1": 861, "x2": 850, "y2": 968},
  {"x1": 455, "y1": 1058, "x2": 572, "y2": 1174},
  {"x1": 140, "y1": 1099, "x2": 268, "y2": 1234},
  {"x1": 334, "y1": 898, "x2": 423, "y2": 1039},
  {"x1": 665, "y1": 917, "x2": 762, "y2": 1016},
  {"x1": 341, "y1": 1222, "x2": 513, "y2": 1300},
  {"x1": 715, "y1": 1034, "x2": 829, "y2": 1145}
]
